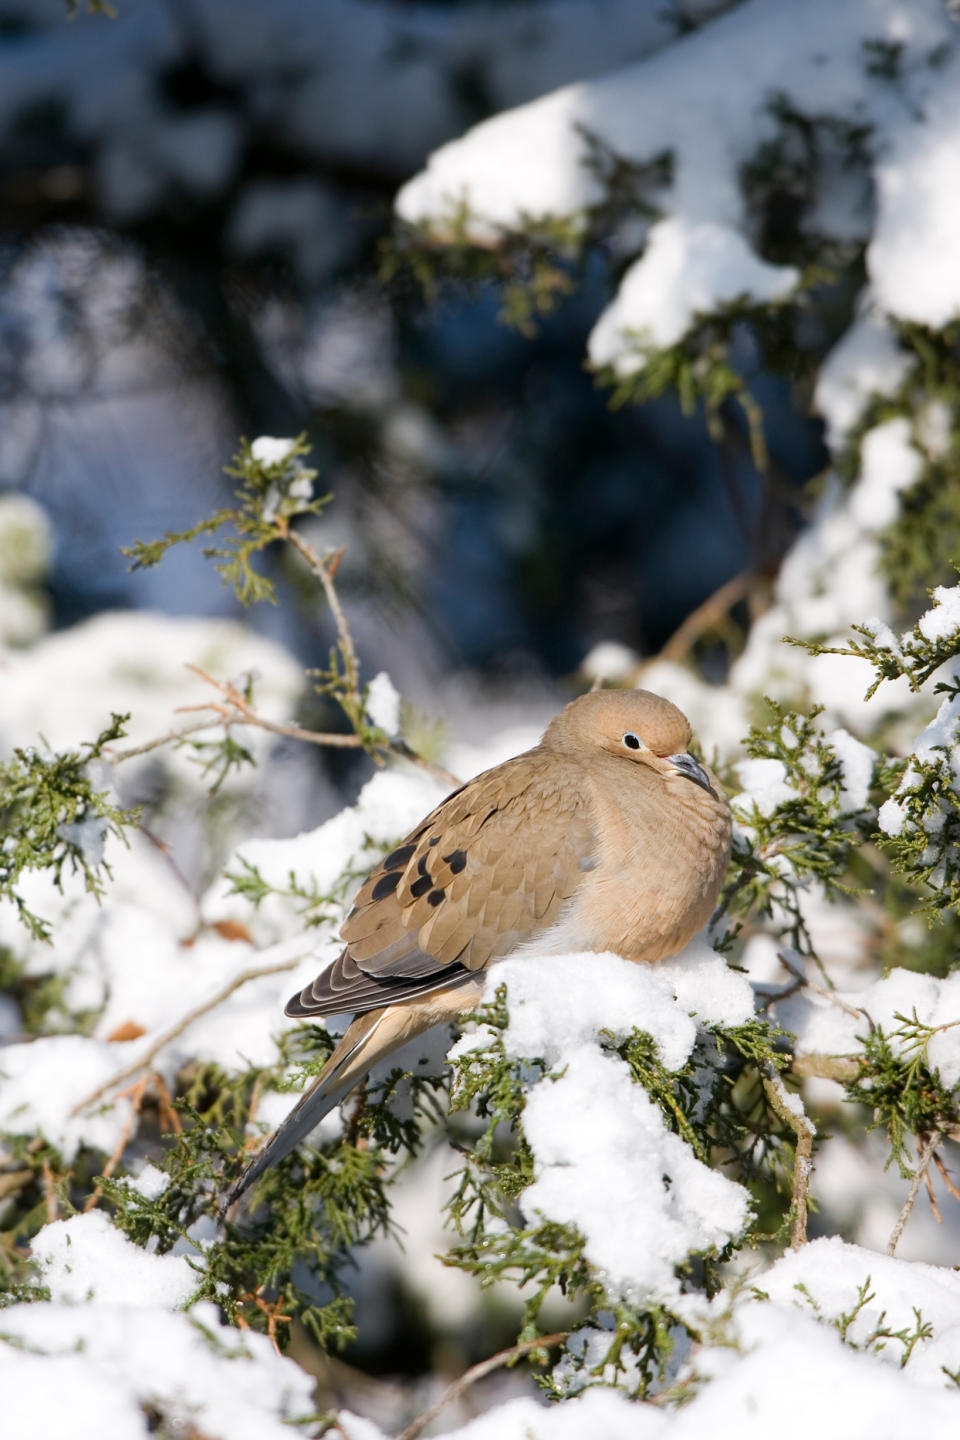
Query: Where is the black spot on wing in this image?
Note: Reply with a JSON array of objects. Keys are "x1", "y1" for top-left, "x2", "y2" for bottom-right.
[
  {"x1": 443, "y1": 849, "x2": 467, "y2": 874},
  {"x1": 371, "y1": 871, "x2": 401, "y2": 900},
  {"x1": 383, "y1": 842, "x2": 416, "y2": 870},
  {"x1": 427, "y1": 889, "x2": 444, "y2": 907},
  {"x1": 410, "y1": 873, "x2": 433, "y2": 898}
]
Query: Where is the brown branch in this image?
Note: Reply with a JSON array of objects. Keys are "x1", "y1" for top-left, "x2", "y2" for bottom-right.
[
  {"x1": 83, "y1": 1075, "x2": 149, "y2": 1213},
  {"x1": 69, "y1": 956, "x2": 302, "y2": 1116},
  {"x1": 395, "y1": 1333, "x2": 568, "y2": 1440},
  {"x1": 790, "y1": 1053, "x2": 862, "y2": 1084},
  {"x1": 108, "y1": 665, "x2": 460, "y2": 789},
  {"x1": 639, "y1": 570, "x2": 758, "y2": 673},
  {"x1": 887, "y1": 1129, "x2": 943, "y2": 1257},
  {"x1": 281, "y1": 525, "x2": 359, "y2": 697},
  {"x1": 762, "y1": 1065, "x2": 815, "y2": 1249},
  {"x1": 933, "y1": 1149, "x2": 960, "y2": 1205}
]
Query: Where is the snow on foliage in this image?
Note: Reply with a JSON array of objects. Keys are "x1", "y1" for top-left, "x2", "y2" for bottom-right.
[{"x1": 6, "y1": 0, "x2": 960, "y2": 1434}]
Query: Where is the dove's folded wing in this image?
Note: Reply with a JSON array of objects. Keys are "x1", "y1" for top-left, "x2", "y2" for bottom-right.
[{"x1": 286, "y1": 751, "x2": 594, "y2": 1019}]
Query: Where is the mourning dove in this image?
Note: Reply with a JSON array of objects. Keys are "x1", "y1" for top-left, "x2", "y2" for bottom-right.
[{"x1": 226, "y1": 688, "x2": 731, "y2": 1205}]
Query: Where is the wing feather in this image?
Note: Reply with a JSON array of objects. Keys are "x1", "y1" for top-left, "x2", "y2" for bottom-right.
[{"x1": 286, "y1": 749, "x2": 595, "y2": 1019}]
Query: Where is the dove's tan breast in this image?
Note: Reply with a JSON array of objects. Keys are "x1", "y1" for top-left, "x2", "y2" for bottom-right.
[{"x1": 567, "y1": 760, "x2": 732, "y2": 962}]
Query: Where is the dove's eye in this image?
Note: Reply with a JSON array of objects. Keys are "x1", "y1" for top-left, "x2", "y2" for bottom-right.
[{"x1": 622, "y1": 732, "x2": 645, "y2": 751}]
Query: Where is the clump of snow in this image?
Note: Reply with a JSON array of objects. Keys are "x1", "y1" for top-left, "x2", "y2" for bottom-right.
[
  {"x1": 0, "y1": 1037, "x2": 137, "y2": 1161},
  {"x1": 580, "y1": 640, "x2": 640, "y2": 682},
  {"x1": 917, "y1": 585, "x2": 960, "y2": 646},
  {"x1": 0, "y1": 612, "x2": 304, "y2": 780},
  {"x1": 365, "y1": 670, "x2": 402, "y2": 735},
  {"x1": 877, "y1": 796, "x2": 906, "y2": 836},
  {"x1": 827, "y1": 728, "x2": 876, "y2": 812},
  {"x1": 1, "y1": 1295, "x2": 314, "y2": 1440},
  {"x1": 250, "y1": 435, "x2": 300, "y2": 467},
  {"x1": 849, "y1": 420, "x2": 922, "y2": 534},
  {"x1": 814, "y1": 305, "x2": 913, "y2": 450},
  {"x1": 783, "y1": 966, "x2": 960, "y2": 1090},
  {"x1": 32, "y1": 1212, "x2": 197, "y2": 1308},
  {"x1": 763, "y1": 1237, "x2": 960, "y2": 1385},
  {"x1": 467, "y1": 946, "x2": 754, "y2": 1304},
  {"x1": 588, "y1": 219, "x2": 797, "y2": 367},
  {"x1": 732, "y1": 758, "x2": 798, "y2": 820}
]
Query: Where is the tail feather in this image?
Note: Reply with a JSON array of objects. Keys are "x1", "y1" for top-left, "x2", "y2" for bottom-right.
[{"x1": 222, "y1": 1012, "x2": 384, "y2": 1212}]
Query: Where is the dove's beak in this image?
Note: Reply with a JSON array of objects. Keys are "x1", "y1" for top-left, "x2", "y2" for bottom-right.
[{"x1": 667, "y1": 752, "x2": 717, "y2": 798}]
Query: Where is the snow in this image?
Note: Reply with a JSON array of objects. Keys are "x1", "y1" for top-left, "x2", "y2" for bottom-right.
[
  {"x1": 521, "y1": 1044, "x2": 750, "y2": 1302},
  {"x1": 0, "y1": 1036, "x2": 137, "y2": 1161},
  {"x1": 250, "y1": 435, "x2": 300, "y2": 467},
  {"x1": 732, "y1": 758, "x2": 798, "y2": 818},
  {"x1": 365, "y1": 670, "x2": 402, "y2": 735},
  {"x1": 763, "y1": 1237, "x2": 960, "y2": 1383},
  {"x1": 783, "y1": 965, "x2": 960, "y2": 1090},
  {"x1": 849, "y1": 420, "x2": 922, "y2": 533},
  {"x1": 398, "y1": 0, "x2": 960, "y2": 375},
  {"x1": 32, "y1": 1211, "x2": 197, "y2": 1308},
  {"x1": 870, "y1": 77, "x2": 960, "y2": 328},
  {"x1": 588, "y1": 219, "x2": 797, "y2": 365},
  {"x1": 580, "y1": 640, "x2": 640, "y2": 682},
  {"x1": 828, "y1": 728, "x2": 876, "y2": 812},
  {"x1": 0, "y1": 611, "x2": 304, "y2": 774},
  {"x1": 815, "y1": 307, "x2": 913, "y2": 450},
  {"x1": 466, "y1": 945, "x2": 754, "y2": 1304},
  {"x1": 1, "y1": 1298, "x2": 314, "y2": 1440},
  {"x1": 917, "y1": 585, "x2": 960, "y2": 645}
]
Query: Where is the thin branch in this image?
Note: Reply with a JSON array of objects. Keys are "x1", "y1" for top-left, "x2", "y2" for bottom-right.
[
  {"x1": 83, "y1": 1075, "x2": 148, "y2": 1213},
  {"x1": 107, "y1": 666, "x2": 460, "y2": 788},
  {"x1": 887, "y1": 1129, "x2": 943, "y2": 1257},
  {"x1": 105, "y1": 716, "x2": 238, "y2": 761},
  {"x1": 933, "y1": 1149, "x2": 960, "y2": 1206},
  {"x1": 281, "y1": 524, "x2": 359, "y2": 697},
  {"x1": 762, "y1": 1064, "x2": 815, "y2": 1249},
  {"x1": 69, "y1": 956, "x2": 302, "y2": 1116},
  {"x1": 790, "y1": 1053, "x2": 862, "y2": 1084},
  {"x1": 395, "y1": 1333, "x2": 568, "y2": 1440},
  {"x1": 639, "y1": 570, "x2": 757, "y2": 673}
]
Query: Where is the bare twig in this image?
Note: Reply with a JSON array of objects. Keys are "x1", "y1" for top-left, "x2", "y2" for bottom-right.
[
  {"x1": 777, "y1": 951, "x2": 874, "y2": 1029},
  {"x1": 762, "y1": 1065, "x2": 815, "y2": 1249},
  {"x1": 69, "y1": 957, "x2": 302, "y2": 1116},
  {"x1": 280, "y1": 524, "x2": 359, "y2": 697},
  {"x1": 790, "y1": 1053, "x2": 862, "y2": 1084},
  {"x1": 933, "y1": 1149, "x2": 960, "y2": 1205},
  {"x1": 84, "y1": 1075, "x2": 149, "y2": 1213},
  {"x1": 41, "y1": 1160, "x2": 59, "y2": 1224},
  {"x1": 923, "y1": 1164, "x2": 943, "y2": 1225},
  {"x1": 638, "y1": 570, "x2": 757, "y2": 674},
  {"x1": 395, "y1": 1333, "x2": 568, "y2": 1440},
  {"x1": 107, "y1": 666, "x2": 460, "y2": 788},
  {"x1": 887, "y1": 1129, "x2": 943, "y2": 1257}
]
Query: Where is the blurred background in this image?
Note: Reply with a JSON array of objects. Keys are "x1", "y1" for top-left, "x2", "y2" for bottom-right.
[{"x1": 0, "y1": 0, "x2": 826, "y2": 700}]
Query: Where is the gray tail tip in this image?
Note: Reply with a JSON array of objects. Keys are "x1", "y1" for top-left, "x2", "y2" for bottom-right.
[{"x1": 219, "y1": 1151, "x2": 267, "y2": 1218}]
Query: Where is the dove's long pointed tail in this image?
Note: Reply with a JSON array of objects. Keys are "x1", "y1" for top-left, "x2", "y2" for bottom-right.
[
  {"x1": 223, "y1": 1010, "x2": 387, "y2": 1211},
  {"x1": 222, "y1": 980, "x2": 478, "y2": 1212}
]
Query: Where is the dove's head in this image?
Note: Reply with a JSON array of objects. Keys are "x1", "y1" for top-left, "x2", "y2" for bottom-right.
[{"x1": 544, "y1": 688, "x2": 718, "y2": 797}]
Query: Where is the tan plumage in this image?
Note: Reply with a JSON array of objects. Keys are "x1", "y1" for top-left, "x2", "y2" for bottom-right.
[{"x1": 225, "y1": 689, "x2": 731, "y2": 1206}]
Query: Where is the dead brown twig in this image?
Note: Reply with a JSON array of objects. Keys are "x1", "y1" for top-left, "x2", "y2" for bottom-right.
[
  {"x1": 83, "y1": 1075, "x2": 149, "y2": 1213},
  {"x1": 105, "y1": 665, "x2": 460, "y2": 789},
  {"x1": 394, "y1": 1332, "x2": 569, "y2": 1440},
  {"x1": 235, "y1": 1284, "x2": 293, "y2": 1356},
  {"x1": 887, "y1": 1129, "x2": 943, "y2": 1256}
]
